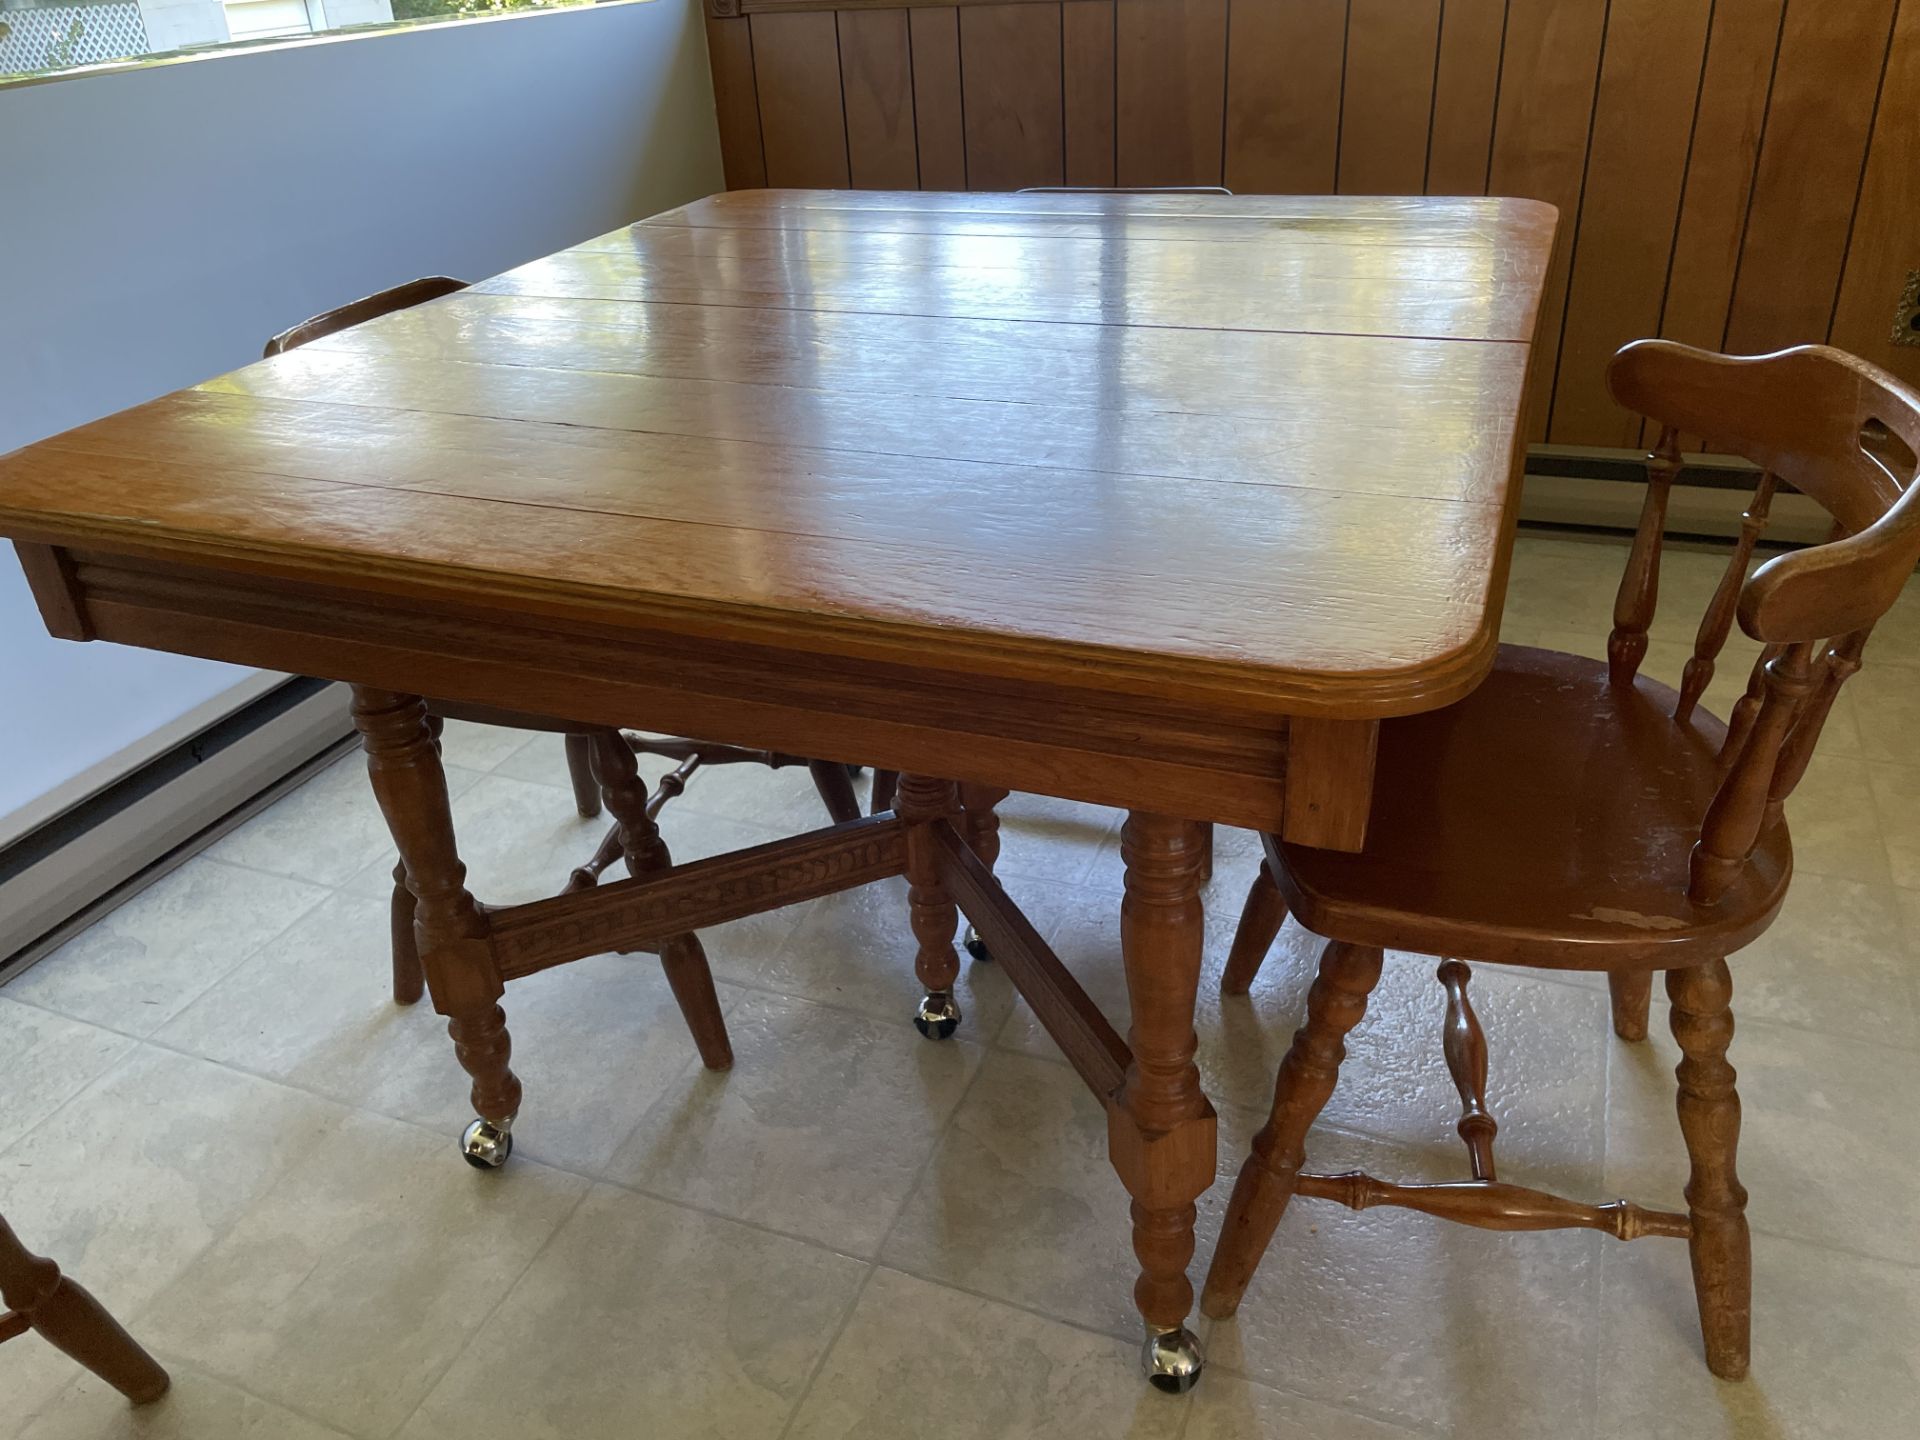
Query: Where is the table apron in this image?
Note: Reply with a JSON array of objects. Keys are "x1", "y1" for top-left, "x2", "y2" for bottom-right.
[{"x1": 44, "y1": 545, "x2": 1386, "y2": 846}]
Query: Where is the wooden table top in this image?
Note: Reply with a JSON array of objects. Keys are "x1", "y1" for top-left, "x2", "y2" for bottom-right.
[{"x1": 0, "y1": 189, "x2": 1555, "y2": 719}]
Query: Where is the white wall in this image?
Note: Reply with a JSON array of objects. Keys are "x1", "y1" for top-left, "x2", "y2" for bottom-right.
[{"x1": 0, "y1": 0, "x2": 724, "y2": 835}]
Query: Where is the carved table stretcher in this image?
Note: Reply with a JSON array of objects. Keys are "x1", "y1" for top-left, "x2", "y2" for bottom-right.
[{"x1": 0, "y1": 188, "x2": 1554, "y2": 1388}]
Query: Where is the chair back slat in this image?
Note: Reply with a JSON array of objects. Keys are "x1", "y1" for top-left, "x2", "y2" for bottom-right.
[
  {"x1": 263, "y1": 276, "x2": 469, "y2": 358},
  {"x1": 1677, "y1": 470, "x2": 1778, "y2": 722},
  {"x1": 1608, "y1": 341, "x2": 1920, "y2": 902},
  {"x1": 1607, "y1": 427, "x2": 1681, "y2": 686},
  {"x1": 1609, "y1": 343, "x2": 1920, "y2": 531}
]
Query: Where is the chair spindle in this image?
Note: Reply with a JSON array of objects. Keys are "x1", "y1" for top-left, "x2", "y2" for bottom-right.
[
  {"x1": 1764, "y1": 630, "x2": 1869, "y2": 818},
  {"x1": 1677, "y1": 471, "x2": 1778, "y2": 722},
  {"x1": 1608, "y1": 427, "x2": 1683, "y2": 686},
  {"x1": 1437, "y1": 959, "x2": 1497, "y2": 1181},
  {"x1": 1690, "y1": 641, "x2": 1817, "y2": 903}
]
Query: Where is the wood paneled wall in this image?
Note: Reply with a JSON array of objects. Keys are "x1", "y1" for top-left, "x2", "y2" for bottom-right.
[{"x1": 705, "y1": 0, "x2": 1920, "y2": 451}]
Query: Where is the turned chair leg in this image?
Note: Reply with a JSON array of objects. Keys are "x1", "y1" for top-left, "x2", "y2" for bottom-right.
[
  {"x1": 1668, "y1": 958, "x2": 1751, "y2": 1379},
  {"x1": 958, "y1": 782, "x2": 1010, "y2": 961},
  {"x1": 1221, "y1": 859, "x2": 1288, "y2": 996},
  {"x1": 563, "y1": 733, "x2": 603, "y2": 819},
  {"x1": 1609, "y1": 971, "x2": 1653, "y2": 1042},
  {"x1": 388, "y1": 860, "x2": 426, "y2": 1006},
  {"x1": 589, "y1": 731, "x2": 733, "y2": 1070},
  {"x1": 1203, "y1": 938, "x2": 1384, "y2": 1318},
  {"x1": 0, "y1": 1215, "x2": 169, "y2": 1405},
  {"x1": 805, "y1": 758, "x2": 863, "y2": 825}
]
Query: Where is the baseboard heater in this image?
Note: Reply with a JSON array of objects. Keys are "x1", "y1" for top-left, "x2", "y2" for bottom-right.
[
  {"x1": 0, "y1": 676, "x2": 355, "y2": 979},
  {"x1": 1521, "y1": 445, "x2": 1829, "y2": 543}
]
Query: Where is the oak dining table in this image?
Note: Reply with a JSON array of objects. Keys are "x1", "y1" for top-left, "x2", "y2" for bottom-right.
[{"x1": 0, "y1": 188, "x2": 1555, "y2": 1390}]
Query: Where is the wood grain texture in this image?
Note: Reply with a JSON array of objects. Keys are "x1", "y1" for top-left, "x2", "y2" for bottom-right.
[
  {"x1": 1830, "y1": 0, "x2": 1920, "y2": 388},
  {"x1": 1659, "y1": 0, "x2": 1787, "y2": 355},
  {"x1": 1339, "y1": 0, "x2": 1442, "y2": 196},
  {"x1": 1425, "y1": 0, "x2": 1508, "y2": 195},
  {"x1": 1723, "y1": 0, "x2": 1899, "y2": 353},
  {"x1": 838, "y1": 7, "x2": 920, "y2": 189},
  {"x1": 909, "y1": 6, "x2": 969, "y2": 189},
  {"x1": 1115, "y1": 0, "x2": 1228, "y2": 187},
  {"x1": 750, "y1": 10, "x2": 851, "y2": 188},
  {"x1": 1062, "y1": 0, "x2": 1117, "y2": 185},
  {"x1": 1551, "y1": 0, "x2": 1715, "y2": 447},
  {"x1": 1487, "y1": 0, "x2": 1610, "y2": 439},
  {"x1": 959, "y1": 3, "x2": 1065, "y2": 190},
  {"x1": 705, "y1": 12, "x2": 767, "y2": 190},
  {"x1": 1223, "y1": 0, "x2": 1347, "y2": 194}
]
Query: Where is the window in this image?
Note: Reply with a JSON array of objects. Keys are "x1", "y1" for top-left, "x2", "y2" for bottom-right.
[{"x1": 0, "y1": 0, "x2": 600, "y2": 81}]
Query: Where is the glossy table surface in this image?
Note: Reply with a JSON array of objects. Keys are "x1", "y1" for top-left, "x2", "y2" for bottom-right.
[{"x1": 0, "y1": 189, "x2": 1554, "y2": 722}]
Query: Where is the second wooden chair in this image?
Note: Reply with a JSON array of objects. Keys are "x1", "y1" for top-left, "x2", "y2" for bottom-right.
[{"x1": 1205, "y1": 341, "x2": 1920, "y2": 1380}]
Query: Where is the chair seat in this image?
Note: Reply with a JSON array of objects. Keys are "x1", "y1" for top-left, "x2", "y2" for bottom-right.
[{"x1": 1274, "y1": 644, "x2": 1793, "y2": 969}]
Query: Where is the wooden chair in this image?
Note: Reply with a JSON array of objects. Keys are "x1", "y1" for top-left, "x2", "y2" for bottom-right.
[
  {"x1": 1, "y1": 1213, "x2": 169, "y2": 1406},
  {"x1": 1205, "y1": 341, "x2": 1920, "y2": 1380},
  {"x1": 264, "y1": 278, "x2": 878, "y2": 1154}
]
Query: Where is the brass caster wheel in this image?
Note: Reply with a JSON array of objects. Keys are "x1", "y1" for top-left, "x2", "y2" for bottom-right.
[
  {"x1": 1141, "y1": 1326, "x2": 1204, "y2": 1395},
  {"x1": 963, "y1": 924, "x2": 992, "y2": 962},
  {"x1": 913, "y1": 990, "x2": 961, "y2": 1040},
  {"x1": 460, "y1": 1117, "x2": 515, "y2": 1169}
]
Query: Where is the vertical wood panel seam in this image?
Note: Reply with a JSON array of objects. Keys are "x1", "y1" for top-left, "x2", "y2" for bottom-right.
[
  {"x1": 906, "y1": 10, "x2": 925, "y2": 188},
  {"x1": 1221, "y1": 0, "x2": 1236, "y2": 188},
  {"x1": 834, "y1": 13, "x2": 855, "y2": 189},
  {"x1": 1059, "y1": 2, "x2": 1069, "y2": 188},
  {"x1": 1481, "y1": 0, "x2": 1513, "y2": 195},
  {"x1": 957, "y1": 7, "x2": 972, "y2": 189},
  {"x1": 748, "y1": 15, "x2": 769, "y2": 188},
  {"x1": 1652, "y1": 0, "x2": 1722, "y2": 344},
  {"x1": 1719, "y1": 0, "x2": 1794, "y2": 352},
  {"x1": 1334, "y1": 0, "x2": 1355, "y2": 186},
  {"x1": 1545, "y1": 0, "x2": 1620, "y2": 437},
  {"x1": 1421, "y1": 0, "x2": 1449, "y2": 193},
  {"x1": 1111, "y1": 0, "x2": 1120, "y2": 185},
  {"x1": 1826, "y1": 0, "x2": 1905, "y2": 343}
]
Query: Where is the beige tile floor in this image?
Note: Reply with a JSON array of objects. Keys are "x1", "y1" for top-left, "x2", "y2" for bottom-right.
[{"x1": 4, "y1": 530, "x2": 1920, "y2": 1439}]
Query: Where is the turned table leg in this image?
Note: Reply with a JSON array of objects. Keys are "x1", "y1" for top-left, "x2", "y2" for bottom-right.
[
  {"x1": 1110, "y1": 812, "x2": 1217, "y2": 1393},
  {"x1": 0, "y1": 1215, "x2": 169, "y2": 1404},
  {"x1": 898, "y1": 773, "x2": 964, "y2": 1039},
  {"x1": 958, "y1": 782, "x2": 1011, "y2": 961},
  {"x1": 588, "y1": 730, "x2": 733, "y2": 1070},
  {"x1": 355, "y1": 687, "x2": 522, "y2": 1169}
]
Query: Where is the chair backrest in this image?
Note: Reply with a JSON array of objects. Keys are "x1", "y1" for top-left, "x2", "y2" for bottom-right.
[
  {"x1": 1014, "y1": 186, "x2": 1234, "y2": 196},
  {"x1": 1604, "y1": 341, "x2": 1920, "y2": 904},
  {"x1": 262, "y1": 275, "x2": 468, "y2": 358}
]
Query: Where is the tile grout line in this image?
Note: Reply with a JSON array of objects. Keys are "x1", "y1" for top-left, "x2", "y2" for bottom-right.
[
  {"x1": 773, "y1": 1003, "x2": 1004, "y2": 1440},
  {"x1": 380, "y1": 1179, "x2": 597, "y2": 1440}
]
